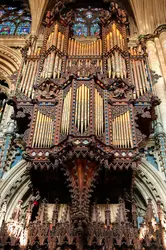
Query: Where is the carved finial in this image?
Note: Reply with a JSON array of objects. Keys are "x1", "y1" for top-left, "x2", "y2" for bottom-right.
[
  {"x1": 12, "y1": 200, "x2": 23, "y2": 222},
  {"x1": 132, "y1": 201, "x2": 137, "y2": 227},
  {"x1": 145, "y1": 198, "x2": 154, "y2": 224},
  {"x1": 105, "y1": 198, "x2": 111, "y2": 226},
  {"x1": 115, "y1": 198, "x2": 129, "y2": 225},
  {"x1": 157, "y1": 200, "x2": 164, "y2": 223}
]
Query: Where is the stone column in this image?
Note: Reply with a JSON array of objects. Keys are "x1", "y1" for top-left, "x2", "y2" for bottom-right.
[
  {"x1": 159, "y1": 30, "x2": 166, "y2": 63},
  {"x1": 146, "y1": 39, "x2": 166, "y2": 133},
  {"x1": 154, "y1": 37, "x2": 166, "y2": 83},
  {"x1": 146, "y1": 39, "x2": 166, "y2": 176}
]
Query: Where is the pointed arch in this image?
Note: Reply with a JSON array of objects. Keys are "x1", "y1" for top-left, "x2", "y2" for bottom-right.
[{"x1": 0, "y1": 45, "x2": 22, "y2": 91}]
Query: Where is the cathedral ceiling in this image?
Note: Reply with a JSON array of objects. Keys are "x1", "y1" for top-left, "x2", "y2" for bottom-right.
[
  {"x1": 130, "y1": 0, "x2": 166, "y2": 35},
  {"x1": 28, "y1": 0, "x2": 49, "y2": 35}
]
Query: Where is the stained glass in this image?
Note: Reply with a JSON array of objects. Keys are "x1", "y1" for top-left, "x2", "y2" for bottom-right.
[
  {"x1": 8, "y1": 7, "x2": 16, "y2": 10},
  {"x1": 0, "y1": 22, "x2": 15, "y2": 35},
  {"x1": 16, "y1": 22, "x2": 31, "y2": 35},
  {"x1": 72, "y1": 8, "x2": 101, "y2": 37},
  {"x1": 0, "y1": 5, "x2": 31, "y2": 35},
  {"x1": 90, "y1": 23, "x2": 100, "y2": 36},
  {"x1": 86, "y1": 11, "x2": 93, "y2": 19},
  {"x1": 0, "y1": 10, "x2": 4, "y2": 18},
  {"x1": 8, "y1": 16, "x2": 16, "y2": 20},
  {"x1": 21, "y1": 16, "x2": 31, "y2": 21},
  {"x1": 73, "y1": 23, "x2": 88, "y2": 36},
  {"x1": 76, "y1": 17, "x2": 85, "y2": 23},
  {"x1": 18, "y1": 10, "x2": 24, "y2": 15},
  {"x1": 92, "y1": 17, "x2": 100, "y2": 23}
]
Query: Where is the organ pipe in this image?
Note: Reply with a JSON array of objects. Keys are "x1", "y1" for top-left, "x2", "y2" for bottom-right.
[
  {"x1": 32, "y1": 111, "x2": 54, "y2": 148},
  {"x1": 95, "y1": 89, "x2": 104, "y2": 136},
  {"x1": 112, "y1": 110, "x2": 133, "y2": 148},
  {"x1": 41, "y1": 32, "x2": 64, "y2": 79},
  {"x1": 19, "y1": 60, "x2": 39, "y2": 98},
  {"x1": 53, "y1": 24, "x2": 59, "y2": 46},
  {"x1": 61, "y1": 88, "x2": 72, "y2": 134},
  {"x1": 40, "y1": 25, "x2": 64, "y2": 79},
  {"x1": 130, "y1": 59, "x2": 151, "y2": 98},
  {"x1": 67, "y1": 39, "x2": 102, "y2": 56},
  {"x1": 46, "y1": 24, "x2": 64, "y2": 53},
  {"x1": 107, "y1": 52, "x2": 126, "y2": 79},
  {"x1": 74, "y1": 85, "x2": 90, "y2": 134},
  {"x1": 18, "y1": 11, "x2": 151, "y2": 153},
  {"x1": 106, "y1": 23, "x2": 125, "y2": 51}
]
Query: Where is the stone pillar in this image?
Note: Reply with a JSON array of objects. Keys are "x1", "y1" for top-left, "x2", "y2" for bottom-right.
[
  {"x1": 159, "y1": 31, "x2": 166, "y2": 63},
  {"x1": 146, "y1": 39, "x2": 166, "y2": 133},
  {"x1": 0, "y1": 104, "x2": 14, "y2": 141},
  {"x1": 154, "y1": 37, "x2": 166, "y2": 83},
  {"x1": 146, "y1": 39, "x2": 166, "y2": 176}
]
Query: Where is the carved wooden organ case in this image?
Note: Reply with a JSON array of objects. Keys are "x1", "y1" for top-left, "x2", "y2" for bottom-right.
[{"x1": 11, "y1": 2, "x2": 160, "y2": 249}]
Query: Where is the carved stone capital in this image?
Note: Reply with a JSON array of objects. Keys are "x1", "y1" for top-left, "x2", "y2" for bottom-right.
[{"x1": 154, "y1": 24, "x2": 166, "y2": 36}]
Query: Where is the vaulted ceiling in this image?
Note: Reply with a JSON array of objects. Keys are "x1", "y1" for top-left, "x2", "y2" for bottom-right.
[{"x1": 130, "y1": 0, "x2": 166, "y2": 34}]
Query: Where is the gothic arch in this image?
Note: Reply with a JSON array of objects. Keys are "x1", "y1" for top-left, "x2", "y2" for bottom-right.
[
  {"x1": 0, "y1": 158, "x2": 166, "y2": 222},
  {"x1": 0, "y1": 160, "x2": 30, "y2": 221},
  {"x1": 0, "y1": 45, "x2": 22, "y2": 91},
  {"x1": 135, "y1": 159, "x2": 166, "y2": 214}
]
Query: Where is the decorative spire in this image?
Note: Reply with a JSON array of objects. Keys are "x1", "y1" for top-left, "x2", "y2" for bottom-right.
[
  {"x1": 115, "y1": 198, "x2": 129, "y2": 225},
  {"x1": 105, "y1": 198, "x2": 111, "y2": 227},
  {"x1": 145, "y1": 198, "x2": 155, "y2": 225}
]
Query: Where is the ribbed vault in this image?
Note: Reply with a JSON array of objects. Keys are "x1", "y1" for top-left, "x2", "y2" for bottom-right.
[{"x1": 130, "y1": 0, "x2": 166, "y2": 34}]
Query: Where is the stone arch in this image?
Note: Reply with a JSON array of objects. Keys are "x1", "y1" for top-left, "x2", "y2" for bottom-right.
[
  {"x1": 0, "y1": 45, "x2": 22, "y2": 92},
  {"x1": 135, "y1": 159, "x2": 166, "y2": 214},
  {"x1": 0, "y1": 160, "x2": 30, "y2": 221}
]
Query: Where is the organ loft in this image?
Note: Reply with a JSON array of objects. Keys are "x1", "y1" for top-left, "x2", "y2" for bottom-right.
[{"x1": 1, "y1": 0, "x2": 166, "y2": 249}]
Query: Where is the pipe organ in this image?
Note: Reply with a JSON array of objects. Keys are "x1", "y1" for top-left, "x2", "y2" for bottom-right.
[
  {"x1": 19, "y1": 59, "x2": 39, "y2": 98},
  {"x1": 68, "y1": 38, "x2": 102, "y2": 55},
  {"x1": 32, "y1": 110, "x2": 54, "y2": 148},
  {"x1": 75, "y1": 84, "x2": 90, "y2": 134},
  {"x1": 61, "y1": 87, "x2": 72, "y2": 134},
  {"x1": 106, "y1": 23, "x2": 125, "y2": 51},
  {"x1": 107, "y1": 51, "x2": 127, "y2": 78},
  {"x1": 4, "y1": 2, "x2": 161, "y2": 250},
  {"x1": 41, "y1": 24, "x2": 65, "y2": 79},
  {"x1": 112, "y1": 110, "x2": 133, "y2": 148}
]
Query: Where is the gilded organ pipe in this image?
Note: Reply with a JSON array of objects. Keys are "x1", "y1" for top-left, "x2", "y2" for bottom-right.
[
  {"x1": 53, "y1": 24, "x2": 59, "y2": 46},
  {"x1": 19, "y1": 60, "x2": 39, "y2": 98},
  {"x1": 95, "y1": 89, "x2": 104, "y2": 136},
  {"x1": 61, "y1": 88, "x2": 72, "y2": 134},
  {"x1": 74, "y1": 85, "x2": 90, "y2": 134},
  {"x1": 25, "y1": 61, "x2": 35, "y2": 96},
  {"x1": 106, "y1": 23, "x2": 125, "y2": 51},
  {"x1": 130, "y1": 58, "x2": 151, "y2": 98},
  {"x1": 67, "y1": 39, "x2": 102, "y2": 56},
  {"x1": 107, "y1": 52, "x2": 126, "y2": 79},
  {"x1": 32, "y1": 111, "x2": 54, "y2": 148},
  {"x1": 22, "y1": 61, "x2": 31, "y2": 93},
  {"x1": 112, "y1": 110, "x2": 133, "y2": 148}
]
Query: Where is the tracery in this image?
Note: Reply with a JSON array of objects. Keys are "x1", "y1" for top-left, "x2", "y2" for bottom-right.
[
  {"x1": 72, "y1": 8, "x2": 101, "y2": 36},
  {"x1": 0, "y1": 5, "x2": 31, "y2": 35}
]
